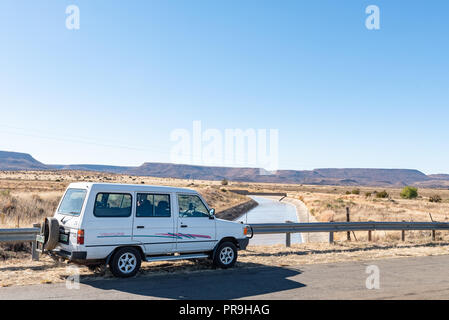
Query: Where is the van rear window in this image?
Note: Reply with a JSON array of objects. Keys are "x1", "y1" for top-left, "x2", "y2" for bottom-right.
[
  {"x1": 58, "y1": 189, "x2": 87, "y2": 215},
  {"x1": 94, "y1": 193, "x2": 132, "y2": 217}
]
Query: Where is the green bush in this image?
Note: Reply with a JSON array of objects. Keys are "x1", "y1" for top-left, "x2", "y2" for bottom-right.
[
  {"x1": 376, "y1": 190, "x2": 389, "y2": 198},
  {"x1": 429, "y1": 194, "x2": 442, "y2": 203},
  {"x1": 221, "y1": 179, "x2": 228, "y2": 186},
  {"x1": 400, "y1": 186, "x2": 418, "y2": 199},
  {"x1": 365, "y1": 192, "x2": 372, "y2": 197},
  {"x1": 345, "y1": 191, "x2": 351, "y2": 195},
  {"x1": 351, "y1": 189, "x2": 360, "y2": 195}
]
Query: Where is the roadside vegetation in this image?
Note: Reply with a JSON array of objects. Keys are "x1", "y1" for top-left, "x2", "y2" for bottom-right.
[
  {"x1": 2, "y1": 170, "x2": 449, "y2": 277},
  {"x1": 0, "y1": 170, "x2": 251, "y2": 228},
  {"x1": 224, "y1": 181, "x2": 449, "y2": 242},
  {"x1": 400, "y1": 186, "x2": 418, "y2": 199}
]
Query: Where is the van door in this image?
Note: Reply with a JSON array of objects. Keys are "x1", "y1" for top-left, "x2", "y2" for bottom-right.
[
  {"x1": 175, "y1": 194, "x2": 216, "y2": 253},
  {"x1": 132, "y1": 192, "x2": 175, "y2": 255},
  {"x1": 87, "y1": 192, "x2": 134, "y2": 247}
]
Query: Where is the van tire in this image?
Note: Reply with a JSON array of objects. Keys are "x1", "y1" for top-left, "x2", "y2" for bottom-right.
[
  {"x1": 109, "y1": 247, "x2": 141, "y2": 278},
  {"x1": 42, "y1": 217, "x2": 59, "y2": 251},
  {"x1": 213, "y1": 242, "x2": 237, "y2": 269}
]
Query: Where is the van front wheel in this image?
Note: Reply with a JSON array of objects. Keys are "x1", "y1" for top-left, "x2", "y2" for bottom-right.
[
  {"x1": 213, "y1": 242, "x2": 237, "y2": 269},
  {"x1": 110, "y1": 247, "x2": 141, "y2": 278}
]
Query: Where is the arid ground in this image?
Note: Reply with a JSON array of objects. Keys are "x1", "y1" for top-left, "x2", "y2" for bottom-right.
[
  {"x1": 1, "y1": 170, "x2": 449, "y2": 287},
  {"x1": 0, "y1": 170, "x2": 250, "y2": 228}
]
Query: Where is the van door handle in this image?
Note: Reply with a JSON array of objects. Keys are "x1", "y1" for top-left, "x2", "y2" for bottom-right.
[
  {"x1": 180, "y1": 224, "x2": 188, "y2": 228},
  {"x1": 136, "y1": 226, "x2": 145, "y2": 229}
]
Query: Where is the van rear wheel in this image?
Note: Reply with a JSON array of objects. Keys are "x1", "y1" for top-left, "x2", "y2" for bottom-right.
[{"x1": 110, "y1": 247, "x2": 141, "y2": 278}]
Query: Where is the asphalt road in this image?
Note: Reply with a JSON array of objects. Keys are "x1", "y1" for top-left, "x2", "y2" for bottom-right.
[{"x1": 1, "y1": 255, "x2": 448, "y2": 299}]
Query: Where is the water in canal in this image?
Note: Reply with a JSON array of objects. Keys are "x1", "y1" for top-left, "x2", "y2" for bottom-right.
[{"x1": 234, "y1": 196, "x2": 302, "y2": 245}]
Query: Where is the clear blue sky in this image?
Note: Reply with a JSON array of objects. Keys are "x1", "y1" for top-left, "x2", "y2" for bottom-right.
[{"x1": 0, "y1": 1, "x2": 448, "y2": 174}]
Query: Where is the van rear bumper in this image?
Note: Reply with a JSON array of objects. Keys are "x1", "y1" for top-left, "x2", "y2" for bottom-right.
[
  {"x1": 237, "y1": 237, "x2": 249, "y2": 250},
  {"x1": 53, "y1": 249, "x2": 87, "y2": 261}
]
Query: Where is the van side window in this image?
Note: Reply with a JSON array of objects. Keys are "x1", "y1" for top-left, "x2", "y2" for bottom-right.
[
  {"x1": 136, "y1": 193, "x2": 170, "y2": 217},
  {"x1": 94, "y1": 193, "x2": 132, "y2": 217},
  {"x1": 178, "y1": 194, "x2": 209, "y2": 218}
]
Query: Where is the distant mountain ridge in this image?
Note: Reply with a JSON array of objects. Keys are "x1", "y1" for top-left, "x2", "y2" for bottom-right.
[
  {"x1": 0, "y1": 150, "x2": 48, "y2": 170},
  {"x1": 1, "y1": 150, "x2": 448, "y2": 188}
]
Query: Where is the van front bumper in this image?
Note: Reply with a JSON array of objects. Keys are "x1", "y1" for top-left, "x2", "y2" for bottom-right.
[{"x1": 237, "y1": 237, "x2": 249, "y2": 250}]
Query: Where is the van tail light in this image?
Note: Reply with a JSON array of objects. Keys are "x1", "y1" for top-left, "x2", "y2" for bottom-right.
[
  {"x1": 243, "y1": 227, "x2": 248, "y2": 236},
  {"x1": 77, "y1": 229, "x2": 84, "y2": 245}
]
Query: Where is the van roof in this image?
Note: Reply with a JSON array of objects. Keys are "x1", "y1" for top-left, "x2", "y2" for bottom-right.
[{"x1": 67, "y1": 182, "x2": 198, "y2": 194}]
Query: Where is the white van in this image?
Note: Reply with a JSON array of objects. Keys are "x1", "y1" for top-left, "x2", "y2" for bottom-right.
[{"x1": 38, "y1": 183, "x2": 251, "y2": 277}]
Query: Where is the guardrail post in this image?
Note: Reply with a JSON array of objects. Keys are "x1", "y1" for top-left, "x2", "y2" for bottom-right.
[
  {"x1": 329, "y1": 232, "x2": 334, "y2": 244},
  {"x1": 286, "y1": 233, "x2": 291, "y2": 247},
  {"x1": 368, "y1": 230, "x2": 372, "y2": 242},
  {"x1": 401, "y1": 230, "x2": 405, "y2": 241},
  {"x1": 31, "y1": 223, "x2": 40, "y2": 261},
  {"x1": 285, "y1": 220, "x2": 293, "y2": 247},
  {"x1": 346, "y1": 207, "x2": 351, "y2": 241},
  {"x1": 432, "y1": 230, "x2": 436, "y2": 241}
]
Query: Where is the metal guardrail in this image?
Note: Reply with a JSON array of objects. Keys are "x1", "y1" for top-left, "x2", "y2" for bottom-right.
[
  {"x1": 250, "y1": 221, "x2": 449, "y2": 245},
  {"x1": 1, "y1": 221, "x2": 448, "y2": 260},
  {"x1": 0, "y1": 228, "x2": 40, "y2": 242},
  {"x1": 0, "y1": 225, "x2": 41, "y2": 260}
]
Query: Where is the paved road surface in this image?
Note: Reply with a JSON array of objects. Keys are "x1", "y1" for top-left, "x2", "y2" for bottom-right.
[{"x1": 1, "y1": 255, "x2": 448, "y2": 299}]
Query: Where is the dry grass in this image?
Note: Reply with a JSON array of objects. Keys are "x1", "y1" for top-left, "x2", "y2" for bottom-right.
[
  {"x1": 0, "y1": 192, "x2": 61, "y2": 227},
  {"x1": 1, "y1": 170, "x2": 448, "y2": 239},
  {"x1": 294, "y1": 191, "x2": 449, "y2": 241},
  {"x1": 2, "y1": 171, "x2": 449, "y2": 288},
  {"x1": 1, "y1": 241, "x2": 448, "y2": 287},
  {"x1": 226, "y1": 181, "x2": 449, "y2": 242},
  {"x1": 0, "y1": 170, "x2": 248, "y2": 228}
]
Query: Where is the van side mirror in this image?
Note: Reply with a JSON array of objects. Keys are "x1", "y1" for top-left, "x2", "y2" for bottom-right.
[{"x1": 209, "y1": 208, "x2": 215, "y2": 219}]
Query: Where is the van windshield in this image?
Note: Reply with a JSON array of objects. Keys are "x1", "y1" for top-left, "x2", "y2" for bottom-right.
[{"x1": 58, "y1": 188, "x2": 87, "y2": 216}]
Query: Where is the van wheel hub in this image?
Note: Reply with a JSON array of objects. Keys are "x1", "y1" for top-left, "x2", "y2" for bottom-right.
[
  {"x1": 219, "y1": 247, "x2": 234, "y2": 265},
  {"x1": 118, "y1": 252, "x2": 137, "y2": 273}
]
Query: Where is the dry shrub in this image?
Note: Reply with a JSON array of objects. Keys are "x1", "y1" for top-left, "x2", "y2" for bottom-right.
[
  {"x1": 429, "y1": 195, "x2": 442, "y2": 203},
  {"x1": 2, "y1": 199, "x2": 16, "y2": 214},
  {"x1": 0, "y1": 242, "x2": 31, "y2": 260},
  {"x1": 320, "y1": 210, "x2": 335, "y2": 222},
  {"x1": 0, "y1": 192, "x2": 60, "y2": 227}
]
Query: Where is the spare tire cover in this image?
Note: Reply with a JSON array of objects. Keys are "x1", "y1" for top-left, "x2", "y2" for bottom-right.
[{"x1": 42, "y1": 217, "x2": 60, "y2": 251}]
